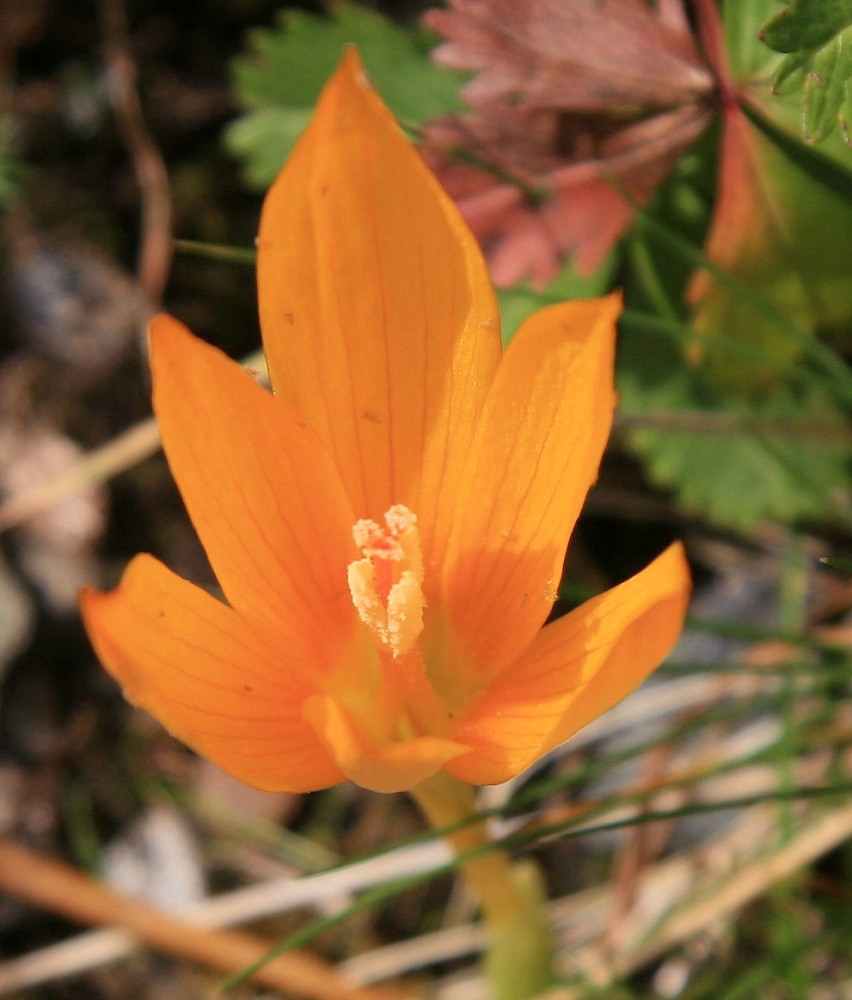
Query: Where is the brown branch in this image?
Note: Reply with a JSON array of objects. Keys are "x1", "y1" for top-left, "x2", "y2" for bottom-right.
[
  {"x1": 98, "y1": 0, "x2": 172, "y2": 305},
  {"x1": 0, "y1": 839, "x2": 410, "y2": 1000}
]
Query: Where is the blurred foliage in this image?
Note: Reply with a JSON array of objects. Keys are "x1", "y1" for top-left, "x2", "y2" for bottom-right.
[
  {"x1": 615, "y1": 0, "x2": 852, "y2": 529},
  {"x1": 224, "y1": 0, "x2": 852, "y2": 533},
  {"x1": 225, "y1": 2, "x2": 465, "y2": 188},
  {"x1": 618, "y1": 320, "x2": 852, "y2": 528},
  {"x1": 761, "y1": 0, "x2": 852, "y2": 142}
]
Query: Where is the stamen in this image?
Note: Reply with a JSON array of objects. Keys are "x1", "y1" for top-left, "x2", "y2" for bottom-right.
[{"x1": 347, "y1": 504, "x2": 425, "y2": 657}]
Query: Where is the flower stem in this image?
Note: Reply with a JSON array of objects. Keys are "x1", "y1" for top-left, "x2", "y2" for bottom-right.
[{"x1": 409, "y1": 771, "x2": 555, "y2": 1000}]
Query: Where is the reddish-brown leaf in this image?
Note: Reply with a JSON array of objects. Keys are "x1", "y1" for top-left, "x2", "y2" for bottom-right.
[
  {"x1": 426, "y1": 0, "x2": 711, "y2": 111},
  {"x1": 422, "y1": 0, "x2": 715, "y2": 283}
]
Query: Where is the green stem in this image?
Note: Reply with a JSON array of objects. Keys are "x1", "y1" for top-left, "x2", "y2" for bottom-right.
[{"x1": 409, "y1": 771, "x2": 555, "y2": 1000}]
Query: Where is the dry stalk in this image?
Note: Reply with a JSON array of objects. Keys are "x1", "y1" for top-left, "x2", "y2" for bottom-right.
[
  {"x1": 0, "y1": 838, "x2": 411, "y2": 1000},
  {"x1": 98, "y1": 0, "x2": 172, "y2": 304}
]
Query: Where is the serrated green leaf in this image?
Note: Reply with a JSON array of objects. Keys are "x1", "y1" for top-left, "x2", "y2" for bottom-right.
[
  {"x1": 762, "y1": 0, "x2": 852, "y2": 52},
  {"x1": 802, "y1": 25, "x2": 852, "y2": 140},
  {"x1": 617, "y1": 319, "x2": 852, "y2": 530},
  {"x1": 225, "y1": 3, "x2": 465, "y2": 188},
  {"x1": 760, "y1": 0, "x2": 852, "y2": 141},
  {"x1": 773, "y1": 51, "x2": 809, "y2": 94},
  {"x1": 224, "y1": 106, "x2": 312, "y2": 188}
]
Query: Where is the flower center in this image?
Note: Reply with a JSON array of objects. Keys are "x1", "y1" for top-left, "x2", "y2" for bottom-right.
[{"x1": 347, "y1": 504, "x2": 426, "y2": 658}]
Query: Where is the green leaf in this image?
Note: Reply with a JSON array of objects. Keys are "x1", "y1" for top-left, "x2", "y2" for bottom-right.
[
  {"x1": 225, "y1": 107, "x2": 312, "y2": 188},
  {"x1": 617, "y1": 315, "x2": 852, "y2": 530},
  {"x1": 772, "y1": 50, "x2": 808, "y2": 94},
  {"x1": 820, "y1": 555, "x2": 852, "y2": 572},
  {"x1": 760, "y1": 0, "x2": 852, "y2": 142},
  {"x1": 225, "y1": 3, "x2": 465, "y2": 188},
  {"x1": 743, "y1": 99, "x2": 852, "y2": 197},
  {"x1": 803, "y1": 26, "x2": 852, "y2": 141},
  {"x1": 678, "y1": 10, "x2": 852, "y2": 384},
  {"x1": 761, "y1": 0, "x2": 852, "y2": 52}
]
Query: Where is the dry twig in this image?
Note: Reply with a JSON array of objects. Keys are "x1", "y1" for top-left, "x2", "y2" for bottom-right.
[
  {"x1": 98, "y1": 0, "x2": 172, "y2": 304},
  {"x1": 0, "y1": 839, "x2": 410, "y2": 1000}
]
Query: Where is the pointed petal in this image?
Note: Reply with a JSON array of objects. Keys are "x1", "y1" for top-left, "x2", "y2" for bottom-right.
[
  {"x1": 303, "y1": 695, "x2": 467, "y2": 794},
  {"x1": 81, "y1": 555, "x2": 344, "y2": 792},
  {"x1": 446, "y1": 543, "x2": 691, "y2": 786},
  {"x1": 150, "y1": 315, "x2": 358, "y2": 681},
  {"x1": 256, "y1": 49, "x2": 501, "y2": 577},
  {"x1": 436, "y1": 295, "x2": 620, "y2": 703}
]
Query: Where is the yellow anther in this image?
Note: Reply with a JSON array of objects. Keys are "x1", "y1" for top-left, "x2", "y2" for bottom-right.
[{"x1": 347, "y1": 504, "x2": 425, "y2": 657}]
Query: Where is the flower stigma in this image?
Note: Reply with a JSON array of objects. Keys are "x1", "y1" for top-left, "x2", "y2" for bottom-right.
[{"x1": 347, "y1": 504, "x2": 426, "y2": 658}]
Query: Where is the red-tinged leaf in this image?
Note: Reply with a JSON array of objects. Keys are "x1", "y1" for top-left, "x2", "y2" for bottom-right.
[
  {"x1": 421, "y1": 0, "x2": 714, "y2": 283},
  {"x1": 425, "y1": 0, "x2": 711, "y2": 112},
  {"x1": 686, "y1": 0, "x2": 852, "y2": 391},
  {"x1": 422, "y1": 102, "x2": 711, "y2": 283}
]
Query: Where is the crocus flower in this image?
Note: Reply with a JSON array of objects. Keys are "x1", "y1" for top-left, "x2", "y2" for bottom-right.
[{"x1": 81, "y1": 50, "x2": 690, "y2": 795}]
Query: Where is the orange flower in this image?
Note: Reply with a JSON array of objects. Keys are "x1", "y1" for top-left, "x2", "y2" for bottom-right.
[{"x1": 80, "y1": 51, "x2": 691, "y2": 795}]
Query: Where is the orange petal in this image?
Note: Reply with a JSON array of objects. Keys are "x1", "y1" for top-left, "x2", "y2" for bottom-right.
[
  {"x1": 81, "y1": 555, "x2": 345, "y2": 792},
  {"x1": 434, "y1": 295, "x2": 620, "y2": 704},
  {"x1": 256, "y1": 48, "x2": 501, "y2": 579},
  {"x1": 150, "y1": 314, "x2": 358, "y2": 683},
  {"x1": 303, "y1": 694, "x2": 467, "y2": 794},
  {"x1": 446, "y1": 543, "x2": 691, "y2": 786}
]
